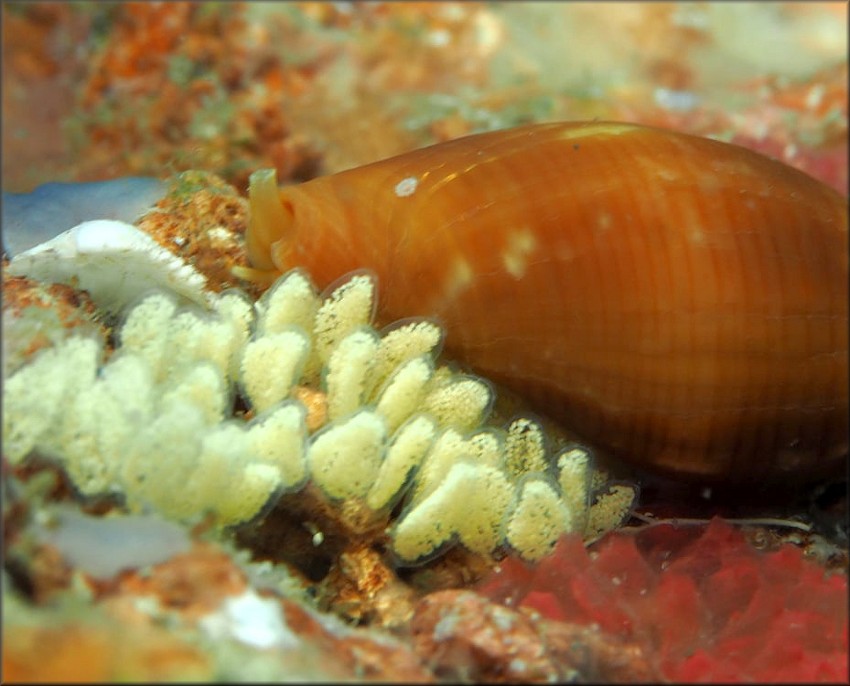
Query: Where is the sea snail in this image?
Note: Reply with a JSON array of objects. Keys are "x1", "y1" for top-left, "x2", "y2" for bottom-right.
[{"x1": 238, "y1": 120, "x2": 848, "y2": 486}]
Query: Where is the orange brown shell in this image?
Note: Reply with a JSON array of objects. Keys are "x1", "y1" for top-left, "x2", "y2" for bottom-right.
[{"x1": 242, "y1": 121, "x2": 848, "y2": 485}]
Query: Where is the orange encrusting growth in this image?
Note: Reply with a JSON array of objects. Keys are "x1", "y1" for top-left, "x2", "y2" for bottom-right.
[{"x1": 244, "y1": 121, "x2": 848, "y2": 485}]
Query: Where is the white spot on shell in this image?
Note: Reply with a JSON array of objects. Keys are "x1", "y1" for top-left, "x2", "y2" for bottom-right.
[
  {"x1": 502, "y1": 229, "x2": 537, "y2": 279},
  {"x1": 595, "y1": 212, "x2": 612, "y2": 235},
  {"x1": 689, "y1": 225, "x2": 705, "y2": 244},
  {"x1": 394, "y1": 177, "x2": 419, "y2": 198},
  {"x1": 655, "y1": 166, "x2": 680, "y2": 182},
  {"x1": 436, "y1": 258, "x2": 474, "y2": 307}
]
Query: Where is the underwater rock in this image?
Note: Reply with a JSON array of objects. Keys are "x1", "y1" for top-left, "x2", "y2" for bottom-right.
[{"x1": 410, "y1": 589, "x2": 658, "y2": 683}]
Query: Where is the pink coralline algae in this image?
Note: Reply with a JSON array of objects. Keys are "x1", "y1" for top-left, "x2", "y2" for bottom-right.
[{"x1": 478, "y1": 517, "x2": 848, "y2": 683}]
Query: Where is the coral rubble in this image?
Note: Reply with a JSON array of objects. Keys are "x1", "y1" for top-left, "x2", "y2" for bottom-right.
[
  {"x1": 410, "y1": 589, "x2": 659, "y2": 683},
  {"x1": 2, "y1": 274, "x2": 106, "y2": 376},
  {"x1": 3, "y1": 530, "x2": 432, "y2": 683}
]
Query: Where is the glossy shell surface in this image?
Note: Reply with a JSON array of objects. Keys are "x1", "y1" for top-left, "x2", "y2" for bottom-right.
[{"x1": 246, "y1": 121, "x2": 848, "y2": 484}]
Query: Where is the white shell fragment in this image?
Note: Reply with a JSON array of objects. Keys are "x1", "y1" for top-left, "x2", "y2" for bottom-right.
[{"x1": 6, "y1": 220, "x2": 212, "y2": 312}]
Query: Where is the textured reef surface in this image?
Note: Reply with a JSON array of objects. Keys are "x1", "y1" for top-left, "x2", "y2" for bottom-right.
[
  {"x1": 4, "y1": 166, "x2": 846, "y2": 683},
  {"x1": 2, "y1": 3, "x2": 847, "y2": 682}
]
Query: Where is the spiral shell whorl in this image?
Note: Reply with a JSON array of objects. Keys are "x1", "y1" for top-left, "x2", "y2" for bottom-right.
[{"x1": 245, "y1": 121, "x2": 848, "y2": 485}]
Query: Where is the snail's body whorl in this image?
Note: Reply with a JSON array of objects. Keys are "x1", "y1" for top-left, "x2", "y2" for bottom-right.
[{"x1": 247, "y1": 121, "x2": 848, "y2": 485}]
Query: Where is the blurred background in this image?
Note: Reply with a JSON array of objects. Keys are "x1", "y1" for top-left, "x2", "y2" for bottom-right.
[{"x1": 2, "y1": 2, "x2": 846, "y2": 194}]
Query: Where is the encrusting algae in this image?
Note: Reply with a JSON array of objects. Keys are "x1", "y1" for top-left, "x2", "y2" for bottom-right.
[{"x1": 3, "y1": 266, "x2": 635, "y2": 565}]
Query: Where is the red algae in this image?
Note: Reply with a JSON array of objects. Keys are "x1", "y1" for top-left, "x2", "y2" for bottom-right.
[{"x1": 478, "y1": 517, "x2": 848, "y2": 683}]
